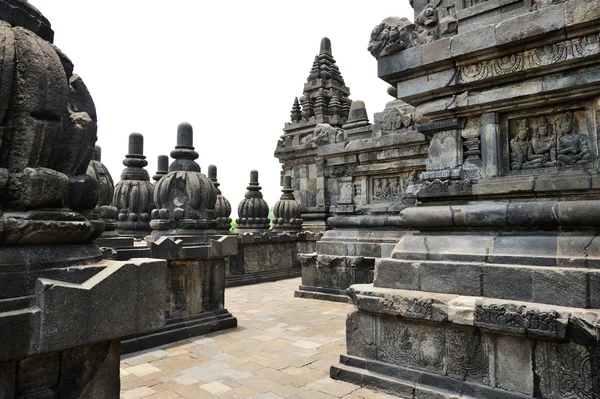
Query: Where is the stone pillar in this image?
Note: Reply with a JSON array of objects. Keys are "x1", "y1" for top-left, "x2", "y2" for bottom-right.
[
  {"x1": 113, "y1": 133, "x2": 155, "y2": 237},
  {"x1": 121, "y1": 123, "x2": 238, "y2": 353},
  {"x1": 0, "y1": 3, "x2": 167, "y2": 396}
]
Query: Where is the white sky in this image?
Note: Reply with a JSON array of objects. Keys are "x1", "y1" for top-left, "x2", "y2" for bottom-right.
[{"x1": 28, "y1": 1, "x2": 413, "y2": 216}]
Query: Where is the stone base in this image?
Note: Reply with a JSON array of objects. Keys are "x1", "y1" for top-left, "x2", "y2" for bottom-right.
[
  {"x1": 334, "y1": 284, "x2": 600, "y2": 398},
  {"x1": 0, "y1": 340, "x2": 121, "y2": 399},
  {"x1": 94, "y1": 235, "x2": 134, "y2": 249},
  {"x1": 294, "y1": 285, "x2": 352, "y2": 303},
  {"x1": 121, "y1": 309, "x2": 237, "y2": 354},
  {"x1": 331, "y1": 354, "x2": 531, "y2": 399},
  {"x1": 226, "y1": 269, "x2": 301, "y2": 288}
]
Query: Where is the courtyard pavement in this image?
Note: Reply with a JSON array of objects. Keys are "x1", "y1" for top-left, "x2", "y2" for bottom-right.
[{"x1": 120, "y1": 278, "x2": 396, "y2": 399}]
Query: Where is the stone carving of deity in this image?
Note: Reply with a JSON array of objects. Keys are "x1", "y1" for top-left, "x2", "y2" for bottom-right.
[
  {"x1": 510, "y1": 119, "x2": 543, "y2": 170},
  {"x1": 530, "y1": 116, "x2": 557, "y2": 167},
  {"x1": 556, "y1": 111, "x2": 591, "y2": 165}
]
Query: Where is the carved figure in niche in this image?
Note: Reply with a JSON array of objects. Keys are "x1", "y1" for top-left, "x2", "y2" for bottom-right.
[
  {"x1": 530, "y1": 116, "x2": 557, "y2": 167},
  {"x1": 414, "y1": 4, "x2": 439, "y2": 44},
  {"x1": 556, "y1": 111, "x2": 591, "y2": 165},
  {"x1": 510, "y1": 119, "x2": 543, "y2": 170}
]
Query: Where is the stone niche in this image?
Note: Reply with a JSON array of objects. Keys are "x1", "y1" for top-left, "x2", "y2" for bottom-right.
[{"x1": 330, "y1": 0, "x2": 600, "y2": 397}]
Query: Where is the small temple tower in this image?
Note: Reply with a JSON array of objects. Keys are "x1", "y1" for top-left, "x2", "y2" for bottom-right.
[{"x1": 275, "y1": 37, "x2": 353, "y2": 231}]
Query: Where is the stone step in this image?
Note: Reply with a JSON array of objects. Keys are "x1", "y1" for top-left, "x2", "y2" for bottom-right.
[{"x1": 375, "y1": 257, "x2": 600, "y2": 308}]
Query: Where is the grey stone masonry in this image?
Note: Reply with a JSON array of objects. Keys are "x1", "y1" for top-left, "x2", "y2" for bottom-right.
[
  {"x1": 0, "y1": 2, "x2": 168, "y2": 397},
  {"x1": 121, "y1": 122, "x2": 238, "y2": 353},
  {"x1": 331, "y1": 0, "x2": 600, "y2": 397}
]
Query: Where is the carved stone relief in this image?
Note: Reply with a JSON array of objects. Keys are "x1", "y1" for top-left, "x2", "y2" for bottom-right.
[
  {"x1": 459, "y1": 33, "x2": 600, "y2": 84},
  {"x1": 369, "y1": 174, "x2": 410, "y2": 203},
  {"x1": 368, "y1": 3, "x2": 457, "y2": 59},
  {"x1": 300, "y1": 123, "x2": 346, "y2": 145},
  {"x1": 377, "y1": 318, "x2": 445, "y2": 371},
  {"x1": 427, "y1": 131, "x2": 461, "y2": 171},
  {"x1": 445, "y1": 327, "x2": 490, "y2": 384},
  {"x1": 461, "y1": 117, "x2": 481, "y2": 162},
  {"x1": 501, "y1": 106, "x2": 595, "y2": 176},
  {"x1": 535, "y1": 342, "x2": 600, "y2": 399},
  {"x1": 375, "y1": 101, "x2": 415, "y2": 136}
]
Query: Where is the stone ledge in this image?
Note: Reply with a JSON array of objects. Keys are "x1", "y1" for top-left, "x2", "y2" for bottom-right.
[
  {"x1": 347, "y1": 284, "x2": 600, "y2": 341},
  {"x1": 331, "y1": 354, "x2": 532, "y2": 399}
]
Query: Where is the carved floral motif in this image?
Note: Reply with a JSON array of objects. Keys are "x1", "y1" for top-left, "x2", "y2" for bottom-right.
[{"x1": 459, "y1": 33, "x2": 600, "y2": 84}]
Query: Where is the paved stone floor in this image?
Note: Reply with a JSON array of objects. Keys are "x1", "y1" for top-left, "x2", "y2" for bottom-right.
[{"x1": 120, "y1": 278, "x2": 396, "y2": 399}]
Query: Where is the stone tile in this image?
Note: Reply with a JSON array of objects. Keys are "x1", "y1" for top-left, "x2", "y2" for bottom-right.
[
  {"x1": 200, "y1": 380, "x2": 232, "y2": 395},
  {"x1": 171, "y1": 375, "x2": 198, "y2": 386},
  {"x1": 120, "y1": 278, "x2": 382, "y2": 397},
  {"x1": 121, "y1": 386, "x2": 157, "y2": 399},
  {"x1": 293, "y1": 340, "x2": 323, "y2": 350},
  {"x1": 144, "y1": 390, "x2": 180, "y2": 399},
  {"x1": 126, "y1": 363, "x2": 162, "y2": 377},
  {"x1": 307, "y1": 378, "x2": 360, "y2": 397}
]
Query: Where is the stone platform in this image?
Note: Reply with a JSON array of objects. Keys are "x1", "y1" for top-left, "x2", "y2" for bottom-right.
[{"x1": 120, "y1": 278, "x2": 395, "y2": 399}]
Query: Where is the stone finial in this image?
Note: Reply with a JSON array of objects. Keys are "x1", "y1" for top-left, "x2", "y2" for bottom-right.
[
  {"x1": 151, "y1": 123, "x2": 217, "y2": 232},
  {"x1": 236, "y1": 171, "x2": 270, "y2": 230},
  {"x1": 113, "y1": 133, "x2": 155, "y2": 236},
  {"x1": 290, "y1": 97, "x2": 302, "y2": 123},
  {"x1": 272, "y1": 176, "x2": 302, "y2": 232},
  {"x1": 342, "y1": 100, "x2": 370, "y2": 130},
  {"x1": 320, "y1": 37, "x2": 332, "y2": 55},
  {"x1": 86, "y1": 145, "x2": 117, "y2": 231},
  {"x1": 153, "y1": 155, "x2": 169, "y2": 182},
  {"x1": 208, "y1": 164, "x2": 232, "y2": 232}
]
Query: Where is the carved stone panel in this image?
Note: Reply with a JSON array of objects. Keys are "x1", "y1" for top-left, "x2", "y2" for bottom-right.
[
  {"x1": 535, "y1": 341, "x2": 600, "y2": 399},
  {"x1": 500, "y1": 104, "x2": 596, "y2": 176},
  {"x1": 377, "y1": 318, "x2": 445, "y2": 372},
  {"x1": 427, "y1": 131, "x2": 461, "y2": 171},
  {"x1": 444, "y1": 327, "x2": 490, "y2": 385},
  {"x1": 369, "y1": 174, "x2": 410, "y2": 203},
  {"x1": 458, "y1": 33, "x2": 600, "y2": 84}
]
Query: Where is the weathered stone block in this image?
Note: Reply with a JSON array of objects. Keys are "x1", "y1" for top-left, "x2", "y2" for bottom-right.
[
  {"x1": 495, "y1": 4, "x2": 565, "y2": 45},
  {"x1": 374, "y1": 259, "x2": 420, "y2": 290},
  {"x1": 18, "y1": 352, "x2": 60, "y2": 396},
  {"x1": 495, "y1": 335, "x2": 534, "y2": 395},
  {"x1": 532, "y1": 268, "x2": 587, "y2": 308},
  {"x1": 346, "y1": 310, "x2": 376, "y2": 360},
  {"x1": 482, "y1": 265, "x2": 532, "y2": 302},
  {"x1": 420, "y1": 262, "x2": 481, "y2": 296},
  {"x1": 0, "y1": 361, "x2": 16, "y2": 399},
  {"x1": 565, "y1": 0, "x2": 600, "y2": 29},
  {"x1": 450, "y1": 25, "x2": 497, "y2": 57}
]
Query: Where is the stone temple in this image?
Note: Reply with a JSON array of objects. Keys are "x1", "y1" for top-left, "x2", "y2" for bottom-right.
[{"x1": 2, "y1": 0, "x2": 600, "y2": 397}]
